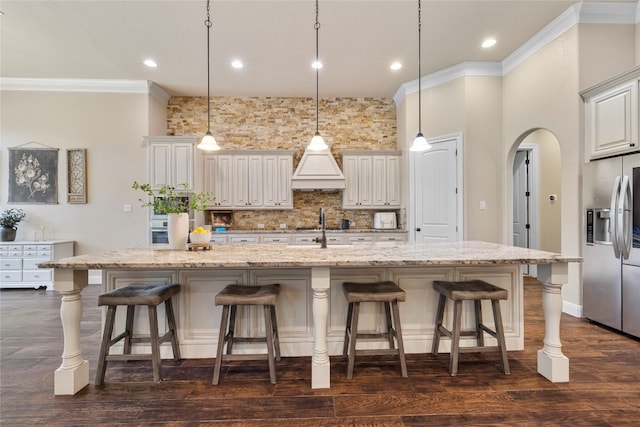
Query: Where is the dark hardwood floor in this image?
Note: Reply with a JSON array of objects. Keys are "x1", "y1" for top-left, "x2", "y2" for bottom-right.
[{"x1": 1, "y1": 277, "x2": 639, "y2": 426}]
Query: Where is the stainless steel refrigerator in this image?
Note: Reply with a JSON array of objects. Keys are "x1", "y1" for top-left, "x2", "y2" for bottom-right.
[{"x1": 583, "y1": 152, "x2": 640, "y2": 338}]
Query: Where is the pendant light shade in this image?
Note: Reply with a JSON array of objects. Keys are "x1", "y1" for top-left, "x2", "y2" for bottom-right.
[
  {"x1": 307, "y1": 0, "x2": 329, "y2": 151},
  {"x1": 197, "y1": 0, "x2": 221, "y2": 151},
  {"x1": 409, "y1": 0, "x2": 432, "y2": 153}
]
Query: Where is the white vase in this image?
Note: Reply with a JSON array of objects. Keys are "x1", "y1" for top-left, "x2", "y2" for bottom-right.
[{"x1": 167, "y1": 213, "x2": 189, "y2": 250}]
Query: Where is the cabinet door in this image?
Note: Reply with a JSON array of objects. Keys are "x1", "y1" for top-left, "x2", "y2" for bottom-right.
[
  {"x1": 149, "y1": 140, "x2": 194, "y2": 190},
  {"x1": 587, "y1": 80, "x2": 638, "y2": 160},
  {"x1": 385, "y1": 155, "x2": 401, "y2": 207},
  {"x1": 276, "y1": 155, "x2": 293, "y2": 208},
  {"x1": 247, "y1": 155, "x2": 263, "y2": 207},
  {"x1": 264, "y1": 155, "x2": 293, "y2": 208},
  {"x1": 233, "y1": 156, "x2": 249, "y2": 207},
  {"x1": 204, "y1": 155, "x2": 233, "y2": 207},
  {"x1": 342, "y1": 156, "x2": 360, "y2": 208},
  {"x1": 173, "y1": 143, "x2": 194, "y2": 189},
  {"x1": 372, "y1": 156, "x2": 388, "y2": 206},
  {"x1": 357, "y1": 156, "x2": 373, "y2": 206},
  {"x1": 150, "y1": 143, "x2": 172, "y2": 189}
]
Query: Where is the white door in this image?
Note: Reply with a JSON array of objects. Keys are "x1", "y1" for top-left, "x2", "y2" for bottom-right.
[
  {"x1": 512, "y1": 147, "x2": 538, "y2": 276},
  {"x1": 413, "y1": 136, "x2": 459, "y2": 242},
  {"x1": 512, "y1": 150, "x2": 529, "y2": 248}
]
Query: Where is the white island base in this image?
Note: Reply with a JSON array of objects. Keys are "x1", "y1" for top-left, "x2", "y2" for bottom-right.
[{"x1": 42, "y1": 241, "x2": 578, "y2": 394}]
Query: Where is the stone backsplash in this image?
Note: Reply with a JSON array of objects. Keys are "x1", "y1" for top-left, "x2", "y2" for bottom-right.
[{"x1": 167, "y1": 96, "x2": 400, "y2": 230}]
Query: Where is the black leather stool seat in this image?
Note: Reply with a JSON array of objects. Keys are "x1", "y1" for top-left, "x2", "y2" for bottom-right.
[
  {"x1": 432, "y1": 279, "x2": 510, "y2": 376},
  {"x1": 213, "y1": 284, "x2": 281, "y2": 385},
  {"x1": 342, "y1": 281, "x2": 408, "y2": 379},
  {"x1": 95, "y1": 283, "x2": 181, "y2": 385}
]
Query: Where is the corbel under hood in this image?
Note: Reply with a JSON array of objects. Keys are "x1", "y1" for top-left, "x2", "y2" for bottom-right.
[{"x1": 291, "y1": 148, "x2": 345, "y2": 190}]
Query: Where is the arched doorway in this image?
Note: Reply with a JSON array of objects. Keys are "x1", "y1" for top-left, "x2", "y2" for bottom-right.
[{"x1": 510, "y1": 128, "x2": 562, "y2": 276}]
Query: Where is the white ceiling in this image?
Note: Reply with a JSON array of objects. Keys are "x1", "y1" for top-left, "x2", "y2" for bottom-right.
[{"x1": 0, "y1": 1, "x2": 634, "y2": 98}]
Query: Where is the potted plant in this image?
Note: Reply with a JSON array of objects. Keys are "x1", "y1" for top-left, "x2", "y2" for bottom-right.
[
  {"x1": 0, "y1": 208, "x2": 26, "y2": 242},
  {"x1": 132, "y1": 182, "x2": 213, "y2": 249}
]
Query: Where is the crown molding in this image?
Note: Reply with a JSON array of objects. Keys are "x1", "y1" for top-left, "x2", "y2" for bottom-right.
[
  {"x1": 395, "y1": 1, "x2": 638, "y2": 105},
  {"x1": 0, "y1": 78, "x2": 171, "y2": 104}
]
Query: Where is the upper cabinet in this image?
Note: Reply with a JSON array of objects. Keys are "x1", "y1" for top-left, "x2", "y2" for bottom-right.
[
  {"x1": 203, "y1": 150, "x2": 294, "y2": 210},
  {"x1": 581, "y1": 66, "x2": 640, "y2": 161},
  {"x1": 342, "y1": 151, "x2": 402, "y2": 209},
  {"x1": 145, "y1": 136, "x2": 196, "y2": 190}
]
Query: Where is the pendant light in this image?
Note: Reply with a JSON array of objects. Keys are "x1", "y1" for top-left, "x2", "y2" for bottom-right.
[
  {"x1": 307, "y1": 0, "x2": 329, "y2": 151},
  {"x1": 409, "y1": 0, "x2": 432, "y2": 152},
  {"x1": 197, "y1": 0, "x2": 221, "y2": 151}
]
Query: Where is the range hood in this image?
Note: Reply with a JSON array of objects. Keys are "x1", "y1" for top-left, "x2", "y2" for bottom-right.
[{"x1": 291, "y1": 148, "x2": 345, "y2": 190}]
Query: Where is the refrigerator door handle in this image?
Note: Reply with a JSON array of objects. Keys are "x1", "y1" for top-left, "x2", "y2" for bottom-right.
[
  {"x1": 610, "y1": 176, "x2": 622, "y2": 259},
  {"x1": 618, "y1": 175, "x2": 632, "y2": 259}
]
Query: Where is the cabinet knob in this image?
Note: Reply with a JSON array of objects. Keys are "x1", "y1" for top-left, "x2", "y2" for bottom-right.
[{"x1": 416, "y1": 228, "x2": 421, "y2": 232}]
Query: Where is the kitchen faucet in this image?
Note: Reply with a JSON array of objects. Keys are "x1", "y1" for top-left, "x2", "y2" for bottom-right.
[{"x1": 314, "y1": 207, "x2": 327, "y2": 248}]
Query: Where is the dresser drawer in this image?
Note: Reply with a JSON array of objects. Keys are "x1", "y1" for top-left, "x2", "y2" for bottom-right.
[
  {"x1": 0, "y1": 271, "x2": 22, "y2": 282},
  {"x1": 0, "y1": 259, "x2": 22, "y2": 270},
  {"x1": 23, "y1": 258, "x2": 49, "y2": 269},
  {"x1": 23, "y1": 270, "x2": 52, "y2": 282}
]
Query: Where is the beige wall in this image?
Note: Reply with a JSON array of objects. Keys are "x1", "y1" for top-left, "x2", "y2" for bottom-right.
[{"x1": 0, "y1": 91, "x2": 157, "y2": 254}]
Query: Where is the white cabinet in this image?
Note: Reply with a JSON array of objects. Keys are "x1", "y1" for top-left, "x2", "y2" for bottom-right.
[
  {"x1": 372, "y1": 155, "x2": 401, "y2": 207},
  {"x1": 581, "y1": 66, "x2": 640, "y2": 161},
  {"x1": 342, "y1": 151, "x2": 402, "y2": 209},
  {"x1": 0, "y1": 241, "x2": 74, "y2": 290},
  {"x1": 145, "y1": 136, "x2": 196, "y2": 190},
  {"x1": 233, "y1": 155, "x2": 263, "y2": 208},
  {"x1": 204, "y1": 154, "x2": 233, "y2": 207},
  {"x1": 203, "y1": 151, "x2": 294, "y2": 210},
  {"x1": 263, "y1": 154, "x2": 293, "y2": 208}
]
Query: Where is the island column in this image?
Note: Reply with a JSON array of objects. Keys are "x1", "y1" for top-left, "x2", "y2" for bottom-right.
[
  {"x1": 53, "y1": 268, "x2": 90, "y2": 395},
  {"x1": 311, "y1": 266, "x2": 331, "y2": 388}
]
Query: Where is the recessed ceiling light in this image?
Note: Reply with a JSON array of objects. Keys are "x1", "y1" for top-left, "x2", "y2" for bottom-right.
[
  {"x1": 482, "y1": 38, "x2": 496, "y2": 48},
  {"x1": 390, "y1": 62, "x2": 402, "y2": 71},
  {"x1": 312, "y1": 60, "x2": 323, "y2": 69},
  {"x1": 143, "y1": 59, "x2": 158, "y2": 68},
  {"x1": 231, "y1": 59, "x2": 243, "y2": 69}
]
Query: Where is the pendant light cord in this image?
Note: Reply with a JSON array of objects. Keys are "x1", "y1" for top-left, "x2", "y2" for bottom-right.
[
  {"x1": 417, "y1": 0, "x2": 422, "y2": 135},
  {"x1": 315, "y1": 0, "x2": 321, "y2": 135},
  {"x1": 205, "y1": 0, "x2": 212, "y2": 134}
]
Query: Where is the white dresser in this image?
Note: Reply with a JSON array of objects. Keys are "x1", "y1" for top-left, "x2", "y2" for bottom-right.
[{"x1": 0, "y1": 240, "x2": 74, "y2": 290}]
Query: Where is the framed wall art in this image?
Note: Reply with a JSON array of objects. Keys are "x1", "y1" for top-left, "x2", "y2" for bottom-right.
[
  {"x1": 8, "y1": 144, "x2": 59, "y2": 204},
  {"x1": 67, "y1": 149, "x2": 87, "y2": 203}
]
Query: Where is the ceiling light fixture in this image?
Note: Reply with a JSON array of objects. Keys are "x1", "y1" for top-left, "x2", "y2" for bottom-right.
[
  {"x1": 409, "y1": 0, "x2": 432, "y2": 152},
  {"x1": 307, "y1": 0, "x2": 328, "y2": 151},
  {"x1": 390, "y1": 62, "x2": 402, "y2": 71},
  {"x1": 197, "y1": 0, "x2": 221, "y2": 151},
  {"x1": 143, "y1": 59, "x2": 157, "y2": 68},
  {"x1": 231, "y1": 59, "x2": 243, "y2": 69},
  {"x1": 482, "y1": 38, "x2": 497, "y2": 48}
]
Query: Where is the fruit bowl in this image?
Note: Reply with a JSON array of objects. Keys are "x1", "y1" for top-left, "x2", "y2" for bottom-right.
[{"x1": 190, "y1": 228, "x2": 211, "y2": 245}]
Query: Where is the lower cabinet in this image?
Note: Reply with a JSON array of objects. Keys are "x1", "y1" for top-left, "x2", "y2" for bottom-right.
[
  {"x1": 103, "y1": 264, "x2": 522, "y2": 358},
  {"x1": 0, "y1": 241, "x2": 74, "y2": 290}
]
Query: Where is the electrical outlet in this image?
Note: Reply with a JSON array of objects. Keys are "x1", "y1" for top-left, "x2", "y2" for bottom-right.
[
  {"x1": 280, "y1": 223, "x2": 287, "y2": 229},
  {"x1": 479, "y1": 201, "x2": 486, "y2": 210},
  {"x1": 123, "y1": 204, "x2": 132, "y2": 213},
  {"x1": 257, "y1": 223, "x2": 265, "y2": 229}
]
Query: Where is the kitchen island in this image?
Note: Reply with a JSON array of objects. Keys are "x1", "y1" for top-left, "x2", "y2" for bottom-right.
[{"x1": 39, "y1": 240, "x2": 580, "y2": 395}]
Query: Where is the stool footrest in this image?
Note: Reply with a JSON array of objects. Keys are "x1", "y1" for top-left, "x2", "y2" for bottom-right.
[
  {"x1": 458, "y1": 346, "x2": 502, "y2": 354},
  {"x1": 220, "y1": 354, "x2": 269, "y2": 362},
  {"x1": 106, "y1": 354, "x2": 154, "y2": 362}
]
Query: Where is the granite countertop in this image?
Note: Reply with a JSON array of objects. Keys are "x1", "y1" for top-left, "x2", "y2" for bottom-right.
[{"x1": 39, "y1": 240, "x2": 581, "y2": 270}]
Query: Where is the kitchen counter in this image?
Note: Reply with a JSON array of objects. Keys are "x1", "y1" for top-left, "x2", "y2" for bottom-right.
[{"x1": 40, "y1": 240, "x2": 579, "y2": 395}]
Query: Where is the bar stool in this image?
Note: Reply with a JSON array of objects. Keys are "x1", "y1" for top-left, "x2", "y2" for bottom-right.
[
  {"x1": 342, "y1": 281, "x2": 407, "y2": 379},
  {"x1": 213, "y1": 284, "x2": 281, "y2": 385},
  {"x1": 95, "y1": 283, "x2": 181, "y2": 385},
  {"x1": 432, "y1": 279, "x2": 510, "y2": 376}
]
